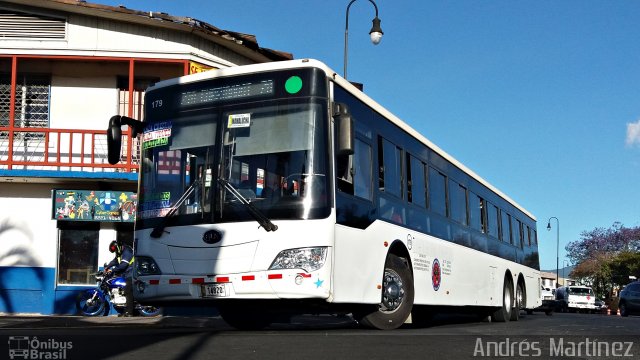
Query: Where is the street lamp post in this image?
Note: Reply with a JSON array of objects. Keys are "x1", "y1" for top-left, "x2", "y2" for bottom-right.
[
  {"x1": 344, "y1": 0, "x2": 384, "y2": 80},
  {"x1": 547, "y1": 217, "x2": 560, "y2": 288}
]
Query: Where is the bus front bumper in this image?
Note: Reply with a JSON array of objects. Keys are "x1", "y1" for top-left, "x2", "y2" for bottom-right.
[
  {"x1": 568, "y1": 302, "x2": 597, "y2": 310},
  {"x1": 133, "y1": 269, "x2": 331, "y2": 302}
]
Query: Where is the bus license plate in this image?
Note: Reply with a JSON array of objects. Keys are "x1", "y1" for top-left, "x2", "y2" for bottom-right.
[{"x1": 202, "y1": 283, "x2": 228, "y2": 298}]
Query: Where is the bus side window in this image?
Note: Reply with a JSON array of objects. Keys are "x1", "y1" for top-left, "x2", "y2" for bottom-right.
[
  {"x1": 487, "y1": 202, "x2": 500, "y2": 239},
  {"x1": 469, "y1": 191, "x2": 485, "y2": 233},
  {"x1": 336, "y1": 153, "x2": 354, "y2": 194},
  {"x1": 407, "y1": 154, "x2": 426, "y2": 208},
  {"x1": 515, "y1": 219, "x2": 523, "y2": 248},
  {"x1": 502, "y1": 211, "x2": 513, "y2": 244},
  {"x1": 337, "y1": 138, "x2": 373, "y2": 201},
  {"x1": 428, "y1": 167, "x2": 447, "y2": 217},
  {"x1": 449, "y1": 179, "x2": 467, "y2": 225},
  {"x1": 378, "y1": 137, "x2": 403, "y2": 198},
  {"x1": 354, "y1": 139, "x2": 373, "y2": 200}
]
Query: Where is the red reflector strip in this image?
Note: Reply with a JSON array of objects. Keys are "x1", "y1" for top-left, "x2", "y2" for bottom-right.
[
  {"x1": 169, "y1": 279, "x2": 181, "y2": 284},
  {"x1": 192, "y1": 278, "x2": 205, "y2": 284},
  {"x1": 298, "y1": 273, "x2": 312, "y2": 278},
  {"x1": 216, "y1": 277, "x2": 230, "y2": 283},
  {"x1": 242, "y1": 275, "x2": 255, "y2": 281},
  {"x1": 149, "y1": 280, "x2": 159, "y2": 285},
  {"x1": 268, "y1": 274, "x2": 282, "y2": 280}
]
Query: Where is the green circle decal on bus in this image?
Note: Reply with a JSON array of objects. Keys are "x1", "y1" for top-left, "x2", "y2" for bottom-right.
[{"x1": 285, "y1": 76, "x2": 303, "y2": 94}]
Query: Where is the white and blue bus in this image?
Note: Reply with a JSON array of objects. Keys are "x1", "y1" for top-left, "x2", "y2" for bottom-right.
[{"x1": 107, "y1": 59, "x2": 541, "y2": 330}]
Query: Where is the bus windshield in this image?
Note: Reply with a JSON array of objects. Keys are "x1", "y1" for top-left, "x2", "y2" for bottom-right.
[
  {"x1": 137, "y1": 99, "x2": 330, "y2": 230},
  {"x1": 568, "y1": 287, "x2": 594, "y2": 296}
]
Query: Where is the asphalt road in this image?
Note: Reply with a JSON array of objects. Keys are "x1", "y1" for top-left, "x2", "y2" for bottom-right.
[{"x1": 1, "y1": 312, "x2": 639, "y2": 360}]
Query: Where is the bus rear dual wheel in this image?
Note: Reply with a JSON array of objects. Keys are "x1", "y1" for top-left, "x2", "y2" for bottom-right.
[{"x1": 492, "y1": 279, "x2": 523, "y2": 322}]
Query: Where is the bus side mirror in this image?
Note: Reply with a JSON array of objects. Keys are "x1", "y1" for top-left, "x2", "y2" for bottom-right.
[
  {"x1": 333, "y1": 102, "x2": 354, "y2": 156},
  {"x1": 107, "y1": 115, "x2": 145, "y2": 165},
  {"x1": 107, "y1": 115, "x2": 123, "y2": 165}
]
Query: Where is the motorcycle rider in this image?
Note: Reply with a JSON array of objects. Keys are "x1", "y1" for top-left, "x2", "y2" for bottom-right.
[{"x1": 105, "y1": 240, "x2": 135, "y2": 316}]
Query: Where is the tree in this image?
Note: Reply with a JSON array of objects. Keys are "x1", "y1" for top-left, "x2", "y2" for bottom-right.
[
  {"x1": 565, "y1": 222, "x2": 640, "y2": 265},
  {"x1": 608, "y1": 251, "x2": 640, "y2": 286},
  {"x1": 566, "y1": 223, "x2": 640, "y2": 297},
  {"x1": 569, "y1": 251, "x2": 612, "y2": 297}
]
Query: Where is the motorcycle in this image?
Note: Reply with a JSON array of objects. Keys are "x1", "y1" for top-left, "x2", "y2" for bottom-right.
[{"x1": 75, "y1": 270, "x2": 161, "y2": 317}]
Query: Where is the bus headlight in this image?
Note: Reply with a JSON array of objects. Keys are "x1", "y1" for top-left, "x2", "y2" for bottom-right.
[
  {"x1": 269, "y1": 247, "x2": 328, "y2": 273},
  {"x1": 136, "y1": 256, "x2": 161, "y2": 276}
]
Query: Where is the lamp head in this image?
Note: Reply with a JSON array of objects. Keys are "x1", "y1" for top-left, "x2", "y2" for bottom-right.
[
  {"x1": 369, "y1": 17, "x2": 383, "y2": 45},
  {"x1": 547, "y1": 222, "x2": 551, "y2": 231}
]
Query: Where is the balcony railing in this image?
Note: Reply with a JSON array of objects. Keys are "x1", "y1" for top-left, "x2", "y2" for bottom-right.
[{"x1": 0, "y1": 127, "x2": 140, "y2": 173}]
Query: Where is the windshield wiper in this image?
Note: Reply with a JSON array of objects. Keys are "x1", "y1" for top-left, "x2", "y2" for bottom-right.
[
  {"x1": 218, "y1": 178, "x2": 278, "y2": 232},
  {"x1": 150, "y1": 179, "x2": 200, "y2": 238}
]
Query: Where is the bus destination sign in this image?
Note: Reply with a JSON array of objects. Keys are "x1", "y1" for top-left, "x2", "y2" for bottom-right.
[{"x1": 180, "y1": 79, "x2": 274, "y2": 107}]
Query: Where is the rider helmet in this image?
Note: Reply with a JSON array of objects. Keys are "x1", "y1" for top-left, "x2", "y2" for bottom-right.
[{"x1": 108, "y1": 240, "x2": 120, "y2": 254}]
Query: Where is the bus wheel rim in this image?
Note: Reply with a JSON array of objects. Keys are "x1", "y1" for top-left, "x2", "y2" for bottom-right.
[
  {"x1": 382, "y1": 269, "x2": 404, "y2": 312},
  {"x1": 504, "y1": 285, "x2": 512, "y2": 316}
]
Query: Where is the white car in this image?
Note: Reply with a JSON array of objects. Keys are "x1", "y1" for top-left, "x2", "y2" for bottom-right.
[
  {"x1": 541, "y1": 286, "x2": 554, "y2": 301},
  {"x1": 555, "y1": 285, "x2": 597, "y2": 312},
  {"x1": 532, "y1": 285, "x2": 556, "y2": 315}
]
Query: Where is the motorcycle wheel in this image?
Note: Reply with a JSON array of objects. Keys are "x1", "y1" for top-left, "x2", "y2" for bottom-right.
[
  {"x1": 76, "y1": 290, "x2": 107, "y2": 316},
  {"x1": 138, "y1": 305, "x2": 162, "y2": 317}
]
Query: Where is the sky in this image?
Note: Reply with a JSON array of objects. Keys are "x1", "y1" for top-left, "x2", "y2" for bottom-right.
[{"x1": 98, "y1": 0, "x2": 640, "y2": 271}]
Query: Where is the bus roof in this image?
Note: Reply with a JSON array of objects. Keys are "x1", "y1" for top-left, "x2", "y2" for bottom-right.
[{"x1": 148, "y1": 59, "x2": 536, "y2": 221}]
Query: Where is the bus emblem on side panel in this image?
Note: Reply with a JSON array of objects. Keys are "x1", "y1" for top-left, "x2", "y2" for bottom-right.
[
  {"x1": 406, "y1": 234, "x2": 413, "y2": 250},
  {"x1": 432, "y1": 258, "x2": 441, "y2": 291},
  {"x1": 203, "y1": 230, "x2": 223, "y2": 244}
]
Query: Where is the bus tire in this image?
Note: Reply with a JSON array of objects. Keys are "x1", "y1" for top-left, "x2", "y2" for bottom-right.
[
  {"x1": 510, "y1": 282, "x2": 524, "y2": 321},
  {"x1": 355, "y1": 254, "x2": 414, "y2": 330},
  {"x1": 492, "y1": 278, "x2": 513, "y2": 322}
]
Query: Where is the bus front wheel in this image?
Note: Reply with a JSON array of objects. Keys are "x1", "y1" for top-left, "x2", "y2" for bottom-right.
[{"x1": 354, "y1": 254, "x2": 414, "y2": 330}]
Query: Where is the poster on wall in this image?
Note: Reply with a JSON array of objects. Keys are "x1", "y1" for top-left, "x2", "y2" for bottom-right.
[{"x1": 52, "y1": 190, "x2": 137, "y2": 222}]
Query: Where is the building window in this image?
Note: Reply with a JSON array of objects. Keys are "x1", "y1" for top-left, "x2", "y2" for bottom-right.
[
  {"x1": 117, "y1": 77, "x2": 158, "y2": 121},
  {"x1": 0, "y1": 74, "x2": 50, "y2": 168},
  {"x1": 0, "y1": 10, "x2": 66, "y2": 40},
  {"x1": 57, "y1": 224, "x2": 99, "y2": 285},
  {"x1": 0, "y1": 74, "x2": 50, "y2": 130},
  {"x1": 0, "y1": 74, "x2": 11, "y2": 128}
]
